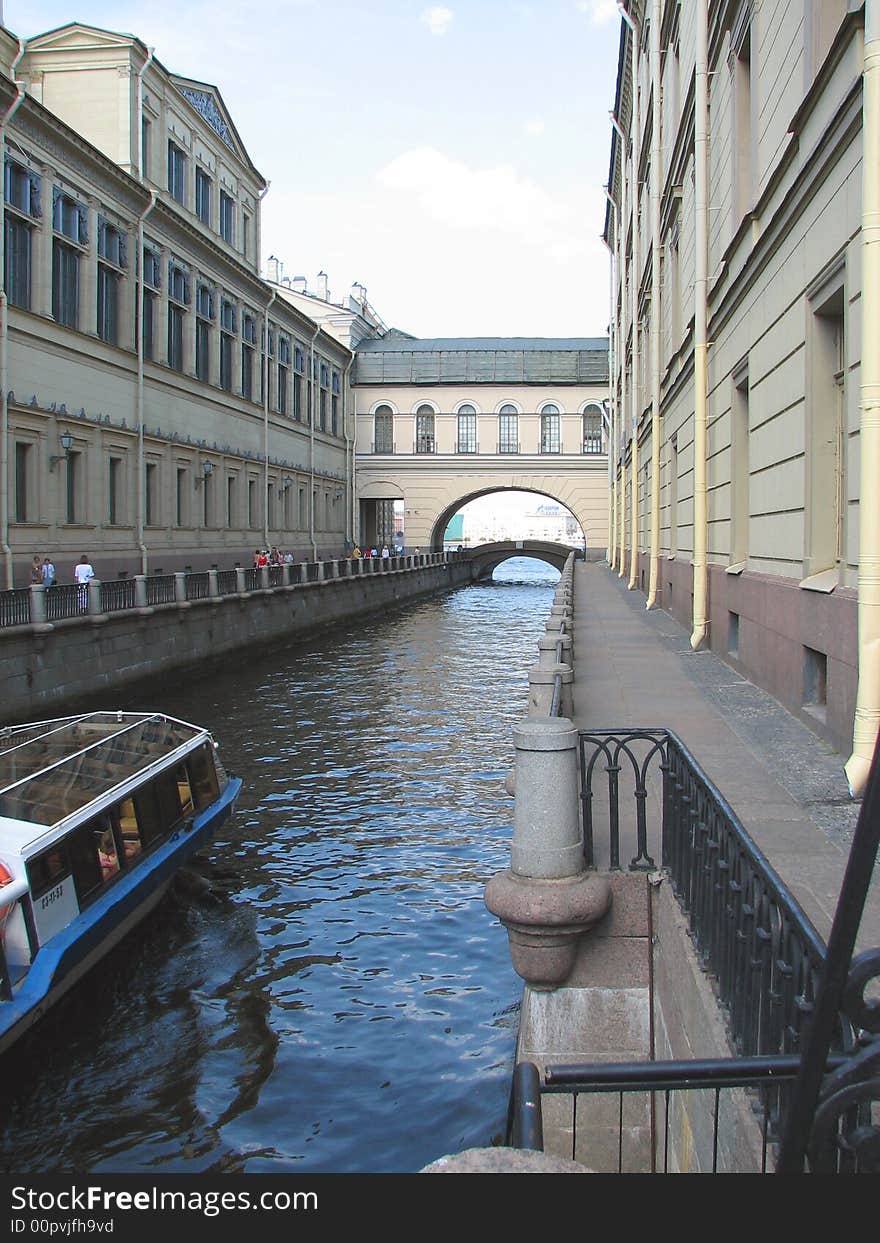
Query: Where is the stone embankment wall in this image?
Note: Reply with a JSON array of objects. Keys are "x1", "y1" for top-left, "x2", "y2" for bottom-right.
[{"x1": 0, "y1": 559, "x2": 475, "y2": 723}]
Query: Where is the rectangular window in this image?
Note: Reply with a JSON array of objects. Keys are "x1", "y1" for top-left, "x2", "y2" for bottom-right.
[
  {"x1": 14, "y1": 442, "x2": 29, "y2": 523},
  {"x1": 145, "y1": 462, "x2": 157, "y2": 526},
  {"x1": 731, "y1": 368, "x2": 749, "y2": 565},
  {"x1": 65, "y1": 452, "x2": 80, "y2": 524},
  {"x1": 141, "y1": 116, "x2": 150, "y2": 179},
  {"x1": 195, "y1": 167, "x2": 211, "y2": 225},
  {"x1": 731, "y1": 12, "x2": 753, "y2": 227},
  {"x1": 457, "y1": 413, "x2": 477, "y2": 453},
  {"x1": 807, "y1": 282, "x2": 846, "y2": 575},
  {"x1": 195, "y1": 285, "x2": 213, "y2": 382},
  {"x1": 331, "y1": 394, "x2": 338, "y2": 436},
  {"x1": 168, "y1": 304, "x2": 184, "y2": 371},
  {"x1": 168, "y1": 140, "x2": 186, "y2": 204},
  {"x1": 540, "y1": 413, "x2": 560, "y2": 454},
  {"x1": 241, "y1": 313, "x2": 256, "y2": 400},
  {"x1": 242, "y1": 211, "x2": 250, "y2": 258},
  {"x1": 220, "y1": 300, "x2": 235, "y2": 392},
  {"x1": 52, "y1": 239, "x2": 79, "y2": 328},
  {"x1": 277, "y1": 365, "x2": 288, "y2": 414},
  {"x1": 226, "y1": 475, "x2": 236, "y2": 527},
  {"x1": 4, "y1": 215, "x2": 31, "y2": 309},
  {"x1": 248, "y1": 479, "x2": 257, "y2": 528},
  {"x1": 176, "y1": 467, "x2": 187, "y2": 526},
  {"x1": 108, "y1": 456, "x2": 121, "y2": 525},
  {"x1": 97, "y1": 265, "x2": 119, "y2": 344},
  {"x1": 142, "y1": 290, "x2": 155, "y2": 360},
  {"x1": 219, "y1": 190, "x2": 234, "y2": 243},
  {"x1": 298, "y1": 486, "x2": 306, "y2": 527}
]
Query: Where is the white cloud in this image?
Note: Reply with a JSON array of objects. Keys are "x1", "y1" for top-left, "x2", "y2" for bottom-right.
[
  {"x1": 523, "y1": 119, "x2": 545, "y2": 137},
  {"x1": 575, "y1": 0, "x2": 618, "y2": 25},
  {"x1": 421, "y1": 6, "x2": 454, "y2": 36}
]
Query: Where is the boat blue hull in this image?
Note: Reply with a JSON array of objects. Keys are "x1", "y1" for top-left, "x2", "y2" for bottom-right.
[{"x1": 0, "y1": 775, "x2": 242, "y2": 1054}]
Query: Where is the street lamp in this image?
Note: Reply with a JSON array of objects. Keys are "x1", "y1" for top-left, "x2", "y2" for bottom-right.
[
  {"x1": 49, "y1": 429, "x2": 74, "y2": 471},
  {"x1": 194, "y1": 459, "x2": 214, "y2": 489}
]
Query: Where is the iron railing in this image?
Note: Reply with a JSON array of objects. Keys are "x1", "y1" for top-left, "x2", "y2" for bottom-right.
[
  {"x1": 145, "y1": 575, "x2": 176, "y2": 606},
  {"x1": 217, "y1": 569, "x2": 238, "y2": 595},
  {"x1": 0, "y1": 588, "x2": 31, "y2": 627},
  {"x1": 46, "y1": 584, "x2": 84, "y2": 620},
  {"x1": 101, "y1": 579, "x2": 136, "y2": 612},
  {"x1": 185, "y1": 572, "x2": 210, "y2": 601},
  {"x1": 508, "y1": 726, "x2": 880, "y2": 1173}
]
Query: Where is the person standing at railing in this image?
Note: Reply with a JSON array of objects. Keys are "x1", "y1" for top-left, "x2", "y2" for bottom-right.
[
  {"x1": 41, "y1": 557, "x2": 55, "y2": 588},
  {"x1": 30, "y1": 555, "x2": 42, "y2": 585},
  {"x1": 74, "y1": 554, "x2": 94, "y2": 612}
]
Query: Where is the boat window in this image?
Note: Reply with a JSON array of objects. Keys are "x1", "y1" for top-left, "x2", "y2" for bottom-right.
[
  {"x1": 66, "y1": 822, "x2": 103, "y2": 902},
  {"x1": 95, "y1": 818, "x2": 120, "y2": 882},
  {"x1": 117, "y1": 796, "x2": 142, "y2": 862},
  {"x1": 133, "y1": 781, "x2": 167, "y2": 847},
  {"x1": 187, "y1": 745, "x2": 219, "y2": 810},
  {"x1": 28, "y1": 846, "x2": 69, "y2": 898},
  {"x1": 176, "y1": 764, "x2": 195, "y2": 818}
]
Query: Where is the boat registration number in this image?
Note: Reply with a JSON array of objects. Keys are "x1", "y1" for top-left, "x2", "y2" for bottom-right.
[{"x1": 33, "y1": 874, "x2": 80, "y2": 945}]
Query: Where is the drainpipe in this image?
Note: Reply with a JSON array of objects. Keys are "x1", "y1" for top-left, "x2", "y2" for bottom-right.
[
  {"x1": 603, "y1": 189, "x2": 618, "y2": 570},
  {"x1": 342, "y1": 355, "x2": 353, "y2": 548},
  {"x1": 0, "y1": 38, "x2": 26, "y2": 589},
  {"x1": 619, "y1": 2, "x2": 640, "y2": 592},
  {"x1": 846, "y1": 0, "x2": 880, "y2": 796},
  {"x1": 308, "y1": 322, "x2": 320, "y2": 560},
  {"x1": 611, "y1": 112, "x2": 628, "y2": 578},
  {"x1": 262, "y1": 285, "x2": 276, "y2": 552},
  {"x1": 691, "y1": 0, "x2": 710, "y2": 649},
  {"x1": 135, "y1": 46, "x2": 156, "y2": 576},
  {"x1": 646, "y1": 0, "x2": 662, "y2": 609}
]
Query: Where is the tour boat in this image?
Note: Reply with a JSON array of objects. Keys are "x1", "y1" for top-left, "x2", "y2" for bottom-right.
[{"x1": 0, "y1": 711, "x2": 242, "y2": 1055}]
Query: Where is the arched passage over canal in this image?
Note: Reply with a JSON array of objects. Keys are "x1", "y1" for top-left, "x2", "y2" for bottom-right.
[{"x1": 0, "y1": 559, "x2": 559, "y2": 1174}]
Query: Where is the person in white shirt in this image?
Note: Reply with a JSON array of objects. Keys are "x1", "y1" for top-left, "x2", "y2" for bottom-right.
[{"x1": 74, "y1": 554, "x2": 94, "y2": 610}]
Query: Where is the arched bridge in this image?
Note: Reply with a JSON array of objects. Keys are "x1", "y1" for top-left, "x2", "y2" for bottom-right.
[{"x1": 467, "y1": 540, "x2": 582, "y2": 579}]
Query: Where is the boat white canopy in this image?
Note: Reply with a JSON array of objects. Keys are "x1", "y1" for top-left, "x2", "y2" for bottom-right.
[{"x1": 0, "y1": 713, "x2": 208, "y2": 844}]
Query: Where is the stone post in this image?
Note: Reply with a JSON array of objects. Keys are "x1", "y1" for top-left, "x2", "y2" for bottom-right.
[
  {"x1": 88, "y1": 577, "x2": 103, "y2": 616},
  {"x1": 258, "y1": 566, "x2": 269, "y2": 590},
  {"x1": 484, "y1": 718, "x2": 611, "y2": 989},
  {"x1": 316, "y1": 561, "x2": 325, "y2": 582},
  {"x1": 134, "y1": 575, "x2": 147, "y2": 608},
  {"x1": 173, "y1": 572, "x2": 187, "y2": 604},
  {"x1": 537, "y1": 633, "x2": 572, "y2": 668},
  {"x1": 235, "y1": 567, "x2": 247, "y2": 593},
  {"x1": 207, "y1": 568, "x2": 219, "y2": 598},
  {"x1": 29, "y1": 583, "x2": 47, "y2": 625},
  {"x1": 527, "y1": 663, "x2": 573, "y2": 719}
]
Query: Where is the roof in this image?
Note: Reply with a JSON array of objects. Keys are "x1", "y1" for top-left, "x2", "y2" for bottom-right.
[
  {"x1": 0, "y1": 712, "x2": 206, "y2": 844},
  {"x1": 354, "y1": 336, "x2": 609, "y2": 385}
]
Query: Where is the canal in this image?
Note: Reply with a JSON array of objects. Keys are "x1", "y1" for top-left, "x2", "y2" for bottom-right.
[{"x1": 0, "y1": 557, "x2": 560, "y2": 1174}]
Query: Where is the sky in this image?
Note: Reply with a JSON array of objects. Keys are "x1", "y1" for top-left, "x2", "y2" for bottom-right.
[{"x1": 7, "y1": 1, "x2": 623, "y2": 339}]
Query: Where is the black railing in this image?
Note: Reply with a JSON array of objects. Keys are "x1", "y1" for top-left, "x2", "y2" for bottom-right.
[
  {"x1": 146, "y1": 575, "x2": 175, "y2": 606},
  {"x1": 0, "y1": 588, "x2": 31, "y2": 627},
  {"x1": 46, "y1": 584, "x2": 83, "y2": 620},
  {"x1": 217, "y1": 569, "x2": 238, "y2": 595},
  {"x1": 185, "y1": 572, "x2": 210, "y2": 601},
  {"x1": 508, "y1": 726, "x2": 880, "y2": 1173},
  {"x1": 101, "y1": 579, "x2": 136, "y2": 612}
]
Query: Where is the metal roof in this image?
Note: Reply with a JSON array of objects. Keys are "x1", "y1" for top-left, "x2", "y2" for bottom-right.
[{"x1": 354, "y1": 336, "x2": 609, "y2": 385}]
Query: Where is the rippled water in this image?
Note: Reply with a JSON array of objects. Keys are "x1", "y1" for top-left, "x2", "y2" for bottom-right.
[{"x1": 0, "y1": 558, "x2": 559, "y2": 1174}]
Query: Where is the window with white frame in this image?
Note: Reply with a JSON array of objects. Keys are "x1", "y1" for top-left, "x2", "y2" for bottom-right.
[
  {"x1": 195, "y1": 167, "x2": 212, "y2": 225},
  {"x1": 457, "y1": 404, "x2": 477, "y2": 453},
  {"x1": 293, "y1": 345, "x2": 304, "y2": 421},
  {"x1": 415, "y1": 405, "x2": 435, "y2": 454},
  {"x1": 52, "y1": 189, "x2": 87, "y2": 328},
  {"x1": 540, "y1": 404, "x2": 561, "y2": 453},
  {"x1": 195, "y1": 284, "x2": 214, "y2": 382},
  {"x1": 97, "y1": 219, "x2": 126, "y2": 346},
  {"x1": 220, "y1": 298, "x2": 236, "y2": 391},
  {"x1": 167, "y1": 261, "x2": 190, "y2": 372},
  {"x1": 168, "y1": 140, "x2": 187, "y2": 204},
  {"x1": 582, "y1": 406, "x2": 603, "y2": 454},
  {"x1": 241, "y1": 312, "x2": 256, "y2": 400},
  {"x1": 498, "y1": 404, "x2": 518, "y2": 453},
  {"x1": 374, "y1": 405, "x2": 393, "y2": 453},
  {"x1": 4, "y1": 159, "x2": 40, "y2": 310},
  {"x1": 278, "y1": 336, "x2": 291, "y2": 415},
  {"x1": 219, "y1": 190, "x2": 235, "y2": 244}
]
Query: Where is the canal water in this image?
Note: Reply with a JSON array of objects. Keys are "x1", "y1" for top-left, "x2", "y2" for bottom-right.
[{"x1": 0, "y1": 557, "x2": 560, "y2": 1174}]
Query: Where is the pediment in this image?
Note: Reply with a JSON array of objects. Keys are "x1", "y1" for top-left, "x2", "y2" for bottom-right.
[
  {"x1": 170, "y1": 74, "x2": 250, "y2": 164},
  {"x1": 25, "y1": 23, "x2": 138, "y2": 54}
]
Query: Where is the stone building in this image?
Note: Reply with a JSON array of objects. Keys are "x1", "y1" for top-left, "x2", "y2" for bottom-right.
[
  {"x1": 352, "y1": 333, "x2": 610, "y2": 555},
  {"x1": 604, "y1": 1, "x2": 876, "y2": 774},
  {"x1": 1, "y1": 21, "x2": 353, "y2": 586}
]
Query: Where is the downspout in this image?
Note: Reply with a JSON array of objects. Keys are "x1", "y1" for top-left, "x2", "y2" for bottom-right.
[
  {"x1": 845, "y1": 0, "x2": 880, "y2": 796},
  {"x1": 611, "y1": 112, "x2": 628, "y2": 578},
  {"x1": 308, "y1": 322, "x2": 320, "y2": 560},
  {"x1": 135, "y1": 46, "x2": 156, "y2": 576},
  {"x1": 342, "y1": 355, "x2": 353, "y2": 549},
  {"x1": 619, "y1": 2, "x2": 640, "y2": 592},
  {"x1": 262, "y1": 283, "x2": 276, "y2": 552},
  {"x1": 0, "y1": 38, "x2": 26, "y2": 589},
  {"x1": 691, "y1": 0, "x2": 709, "y2": 649},
  {"x1": 603, "y1": 189, "x2": 618, "y2": 570},
  {"x1": 646, "y1": 0, "x2": 662, "y2": 609}
]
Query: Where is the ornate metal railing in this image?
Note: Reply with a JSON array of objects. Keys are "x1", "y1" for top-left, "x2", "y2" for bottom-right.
[
  {"x1": 217, "y1": 569, "x2": 238, "y2": 595},
  {"x1": 509, "y1": 726, "x2": 880, "y2": 1172},
  {"x1": 101, "y1": 579, "x2": 136, "y2": 612},
  {"x1": 145, "y1": 575, "x2": 176, "y2": 606},
  {"x1": 0, "y1": 588, "x2": 32, "y2": 627},
  {"x1": 46, "y1": 584, "x2": 83, "y2": 621},
  {"x1": 185, "y1": 572, "x2": 210, "y2": 601}
]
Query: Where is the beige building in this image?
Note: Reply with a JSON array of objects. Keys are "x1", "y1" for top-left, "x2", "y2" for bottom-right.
[
  {"x1": 353, "y1": 334, "x2": 610, "y2": 554},
  {"x1": 1, "y1": 22, "x2": 354, "y2": 586},
  {"x1": 605, "y1": 1, "x2": 878, "y2": 773}
]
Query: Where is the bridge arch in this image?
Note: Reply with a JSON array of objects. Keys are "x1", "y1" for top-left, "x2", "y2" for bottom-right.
[
  {"x1": 467, "y1": 540, "x2": 578, "y2": 580},
  {"x1": 430, "y1": 485, "x2": 584, "y2": 551}
]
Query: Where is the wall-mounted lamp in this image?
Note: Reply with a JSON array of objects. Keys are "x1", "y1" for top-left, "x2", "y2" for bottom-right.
[
  {"x1": 194, "y1": 459, "x2": 214, "y2": 489},
  {"x1": 49, "y1": 429, "x2": 74, "y2": 471}
]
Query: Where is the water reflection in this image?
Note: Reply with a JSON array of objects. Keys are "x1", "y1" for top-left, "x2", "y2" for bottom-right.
[{"x1": 0, "y1": 558, "x2": 558, "y2": 1173}]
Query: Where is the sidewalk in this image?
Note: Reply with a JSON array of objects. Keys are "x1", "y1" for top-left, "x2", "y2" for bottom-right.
[{"x1": 569, "y1": 561, "x2": 880, "y2": 948}]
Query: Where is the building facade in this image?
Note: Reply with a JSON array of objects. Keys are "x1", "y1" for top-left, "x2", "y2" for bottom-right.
[
  {"x1": 352, "y1": 334, "x2": 610, "y2": 554},
  {"x1": 605, "y1": 0, "x2": 875, "y2": 770},
  {"x1": 1, "y1": 22, "x2": 354, "y2": 587}
]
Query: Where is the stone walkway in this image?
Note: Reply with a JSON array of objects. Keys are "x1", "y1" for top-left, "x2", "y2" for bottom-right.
[{"x1": 569, "y1": 561, "x2": 880, "y2": 948}]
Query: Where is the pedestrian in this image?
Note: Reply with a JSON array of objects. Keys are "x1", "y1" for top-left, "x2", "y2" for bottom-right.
[
  {"x1": 74, "y1": 553, "x2": 94, "y2": 611},
  {"x1": 41, "y1": 556, "x2": 55, "y2": 587},
  {"x1": 30, "y1": 555, "x2": 42, "y2": 584},
  {"x1": 352, "y1": 545, "x2": 361, "y2": 559},
  {"x1": 381, "y1": 544, "x2": 390, "y2": 562}
]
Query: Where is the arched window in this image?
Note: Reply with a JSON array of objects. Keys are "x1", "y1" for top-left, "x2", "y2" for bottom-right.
[
  {"x1": 540, "y1": 404, "x2": 560, "y2": 454},
  {"x1": 457, "y1": 404, "x2": 477, "y2": 453},
  {"x1": 498, "y1": 404, "x2": 518, "y2": 454},
  {"x1": 415, "y1": 405, "x2": 435, "y2": 454},
  {"x1": 374, "y1": 405, "x2": 394, "y2": 454},
  {"x1": 582, "y1": 406, "x2": 604, "y2": 454}
]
